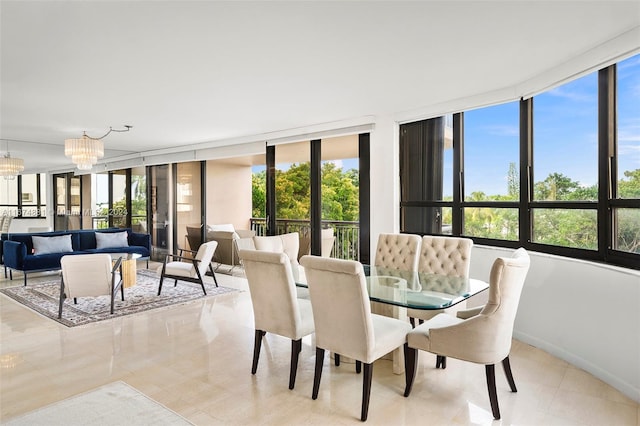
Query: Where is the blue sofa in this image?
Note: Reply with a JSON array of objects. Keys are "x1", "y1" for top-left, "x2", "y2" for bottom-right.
[{"x1": 3, "y1": 228, "x2": 151, "y2": 285}]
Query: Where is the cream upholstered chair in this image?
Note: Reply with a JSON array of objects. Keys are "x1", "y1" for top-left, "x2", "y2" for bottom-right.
[
  {"x1": 408, "y1": 235, "x2": 473, "y2": 367},
  {"x1": 157, "y1": 241, "x2": 218, "y2": 295},
  {"x1": 300, "y1": 255, "x2": 413, "y2": 422},
  {"x1": 374, "y1": 233, "x2": 422, "y2": 270},
  {"x1": 58, "y1": 254, "x2": 124, "y2": 318},
  {"x1": 240, "y1": 249, "x2": 314, "y2": 390},
  {"x1": 253, "y1": 232, "x2": 300, "y2": 280},
  {"x1": 404, "y1": 248, "x2": 531, "y2": 420}
]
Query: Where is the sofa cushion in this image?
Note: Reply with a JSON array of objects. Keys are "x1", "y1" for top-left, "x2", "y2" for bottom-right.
[
  {"x1": 96, "y1": 231, "x2": 129, "y2": 249},
  {"x1": 32, "y1": 234, "x2": 73, "y2": 255},
  {"x1": 208, "y1": 223, "x2": 235, "y2": 233},
  {"x1": 23, "y1": 253, "x2": 69, "y2": 271}
]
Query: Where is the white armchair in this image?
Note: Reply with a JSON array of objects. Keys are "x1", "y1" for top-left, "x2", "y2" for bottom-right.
[
  {"x1": 58, "y1": 253, "x2": 124, "y2": 318},
  {"x1": 404, "y1": 248, "x2": 531, "y2": 420},
  {"x1": 158, "y1": 241, "x2": 218, "y2": 295}
]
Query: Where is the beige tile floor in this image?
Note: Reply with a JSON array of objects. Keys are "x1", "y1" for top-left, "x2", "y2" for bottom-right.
[{"x1": 1, "y1": 262, "x2": 638, "y2": 425}]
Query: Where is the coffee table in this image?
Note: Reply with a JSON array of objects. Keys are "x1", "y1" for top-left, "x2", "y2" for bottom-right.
[{"x1": 110, "y1": 253, "x2": 142, "y2": 288}]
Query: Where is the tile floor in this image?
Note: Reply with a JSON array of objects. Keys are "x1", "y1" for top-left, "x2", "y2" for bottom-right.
[{"x1": 1, "y1": 262, "x2": 638, "y2": 425}]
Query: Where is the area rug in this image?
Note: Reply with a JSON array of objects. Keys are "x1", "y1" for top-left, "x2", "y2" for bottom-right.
[
  {"x1": 0, "y1": 269, "x2": 238, "y2": 327},
  {"x1": 4, "y1": 381, "x2": 193, "y2": 425}
]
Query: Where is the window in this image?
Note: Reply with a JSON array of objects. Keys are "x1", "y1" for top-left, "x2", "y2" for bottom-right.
[
  {"x1": 463, "y1": 102, "x2": 520, "y2": 241},
  {"x1": 613, "y1": 55, "x2": 640, "y2": 256},
  {"x1": 398, "y1": 53, "x2": 640, "y2": 270},
  {"x1": 0, "y1": 174, "x2": 46, "y2": 219}
]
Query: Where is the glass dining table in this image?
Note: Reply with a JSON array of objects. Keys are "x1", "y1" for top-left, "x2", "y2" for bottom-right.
[
  {"x1": 296, "y1": 264, "x2": 489, "y2": 311},
  {"x1": 296, "y1": 264, "x2": 489, "y2": 374}
]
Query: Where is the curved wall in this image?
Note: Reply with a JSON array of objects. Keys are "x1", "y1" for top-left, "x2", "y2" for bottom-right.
[{"x1": 469, "y1": 245, "x2": 640, "y2": 403}]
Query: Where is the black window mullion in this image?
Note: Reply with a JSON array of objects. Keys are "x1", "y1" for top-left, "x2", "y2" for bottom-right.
[
  {"x1": 519, "y1": 98, "x2": 533, "y2": 247},
  {"x1": 452, "y1": 113, "x2": 463, "y2": 235},
  {"x1": 599, "y1": 65, "x2": 615, "y2": 260}
]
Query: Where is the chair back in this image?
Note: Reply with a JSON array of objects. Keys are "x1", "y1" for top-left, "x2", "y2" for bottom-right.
[
  {"x1": 194, "y1": 241, "x2": 218, "y2": 276},
  {"x1": 61, "y1": 254, "x2": 113, "y2": 298},
  {"x1": 321, "y1": 228, "x2": 335, "y2": 257},
  {"x1": 374, "y1": 233, "x2": 421, "y2": 271},
  {"x1": 240, "y1": 249, "x2": 308, "y2": 339},
  {"x1": 418, "y1": 236, "x2": 473, "y2": 277},
  {"x1": 300, "y1": 255, "x2": 374, "y2": 361},
  {"x1": 254, "y1": 232, "x2": 300, "y2": 279},
  {"x1": 186, "y1": 224, "x2": 203, "y2": 251}
]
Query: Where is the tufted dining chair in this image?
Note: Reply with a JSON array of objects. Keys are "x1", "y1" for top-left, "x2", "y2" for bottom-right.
[
  {"x1": 404, "y1": 248, "x2": 530, "y2": 420},
  {"x1": 374, "y1": 233, "x2": 422, "y2": 271},
  {"x1": 300, "y1": 255, "x2": 413, "y2": 422},
  {"x1": 240, "y1": 249, "x2": 314, "y2": 390},
  {"x1": 408, "y1": 235, "x2": 473, "y2": 367}
]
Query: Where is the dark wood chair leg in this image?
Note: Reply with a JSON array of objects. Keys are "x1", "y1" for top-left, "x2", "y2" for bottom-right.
[
  {"x1": 356, "y1": 360, "x2": 362, "y2": 374},
  {"x1": 404, "y1": 343, "x2": 417, "y2": 397},
  {"x1": 361, "y1": 363, "x2": 373, "y2": 421},
  {"x1": 58, "y1": 279, "x2": 66, "y2": 319},
  {"x1": 209, "y1": 264, "x2": 218, "y2": 287},
  {"x1": 157, "y1": 276, "x2": 164, "y2": 295},
  {"x1": 23, "y1": 272, "x2": 27, "y2": 286},
  {"x1": 334, "y1": 353, "x2": 340, "y2": 366},
  {"x1": 436, "y1": 355, "x2": 447, "y2": 369},
  {"x1": 289, "y1": 339, "x2": 302, "y2": 390},
  {"x1": 418, "y1": 319, "x2": 424, "y2": 325},
  {"x1": 73, "y1": 297, "x2": 78, "y2": 304},
  {"x1": 251, "y1": 330, "x2": 265, "y2": 374},
  {"x1": 410, "y1": 317, "x2": 416, "y2": 328},
  {"x1": 120, "y1": 283, "x2": 125, "y2": 301},
  {"x1": 174, "y1": 279, "x2": 178, "y2": 286},
  {"x1": 312, "y1": 347, "x2": 325, "y2": 400},
  {"x1": 502, "y1": 356, "x2": 517, "y2": 392},
  {"x1": 485, "y1": 364, "x2": 501, "y2": 420}
]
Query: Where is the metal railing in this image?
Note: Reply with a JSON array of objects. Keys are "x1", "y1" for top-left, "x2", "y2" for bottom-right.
[{"x1": 250, "y1": 218, "x2": 360, "y2": 261}]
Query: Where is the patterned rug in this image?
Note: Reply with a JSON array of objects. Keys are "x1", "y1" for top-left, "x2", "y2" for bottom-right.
[{"x1": 0, "y1": 269, "x2": 238, "y2": 327}]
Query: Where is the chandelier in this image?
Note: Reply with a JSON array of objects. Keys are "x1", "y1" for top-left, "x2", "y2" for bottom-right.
[
  {"x1": 0, "y1": 142, "x2": 25, "y2": 180},
  {"x1": 64, "y1": 125, "x2": 132, "y2": 170}
]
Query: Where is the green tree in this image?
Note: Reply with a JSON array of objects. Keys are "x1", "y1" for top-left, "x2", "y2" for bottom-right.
[{"x1": 507, "y1": 162, "x2": 519, "y2": 200}]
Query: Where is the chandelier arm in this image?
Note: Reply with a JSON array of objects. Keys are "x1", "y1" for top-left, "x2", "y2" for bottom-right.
[{"x1": 86, "y1": 125, "x2": 133, "y2": 140}]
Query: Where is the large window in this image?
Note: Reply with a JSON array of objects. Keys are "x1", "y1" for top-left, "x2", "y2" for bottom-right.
[
  {"x1": 0, "y1": 174, "x2": 46, "y2": 219},
  {"x1": 399, "y1": 53, "x2": 639, "y2": 270},
  {"x1": 464, "y1": 102, "x2": 520, "y2": 241}
]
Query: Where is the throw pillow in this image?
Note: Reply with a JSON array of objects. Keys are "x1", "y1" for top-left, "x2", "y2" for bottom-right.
[
  {"x1": 208, "y1": 223, "x2": 235, "y2": 233},
  {"x1": 96, "y1": 231, "x2": 129, "y2": 249},
  {"x1": 32, "y1": 234, "x2": 73, "y2": 255}
]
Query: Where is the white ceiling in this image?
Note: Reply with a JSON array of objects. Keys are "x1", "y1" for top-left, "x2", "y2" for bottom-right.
[{"x1": 1, "y1": 1, "x2": 639, "y2": 173}]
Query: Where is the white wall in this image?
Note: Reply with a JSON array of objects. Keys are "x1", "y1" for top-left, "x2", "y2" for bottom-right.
[{"x1": 205, "y1": 161, "x2": 253, "y2": 230}]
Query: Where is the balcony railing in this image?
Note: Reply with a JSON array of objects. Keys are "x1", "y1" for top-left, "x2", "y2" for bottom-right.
[{"x1": 250, "y1": 218, "x2": 360, "y2": 261}]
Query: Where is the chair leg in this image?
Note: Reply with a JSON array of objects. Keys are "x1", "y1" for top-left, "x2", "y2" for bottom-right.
[
  {"x1": 361, "y1": 363, "x2": 373, "y2": 421},
  {"x1": 334, "y1": 353, "x2": 340, "y2": 366},
  {"x1": 58, "y1": 279, "x2": 66, "y2": 319},
  {"x1": 209, "y1": 264, "x2": 218, "y2": 287},
  {"x1": 502, "y1": 356, "x2": 517, "y2": 392},
  {"x1": 23, "y1": 272, "x2": 27, "y2": 286},
  {"x1": 251, "y1": 330, "x2": 266, "y2": 374},
  {"x1": 158, "y1": 276, "x2": 164, "y2": 295},
  {"x1": 174, "y1": 279, "x2": 178, "y2": 286},
  {"x1": 436, "y1": 355, "x2": 447, "y2": 369},
  {"x1": 312, "y1": 347, "x2": 325, "y2": 400},
  {"x1": 485, "y1": 364, "x2": 501, "y2": 420},
  {"x1": 409, "y1": 317, "x2": 416, "y2": 328},
  {"x1": 289, "y1": 339, "x2": 302, "y2": 390},
  {"x1": 404, "y1": 343, "x2": 417, "y2": 397},
  {"x1": 356, "y1": 360, "x2": 362, "y2": 374},
  {"x1": 120, "y1": 283, "x2": 125, "y2": 301},
  {"x1": 73, "y1": 297, "x2": 78, "y2": 304}
]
